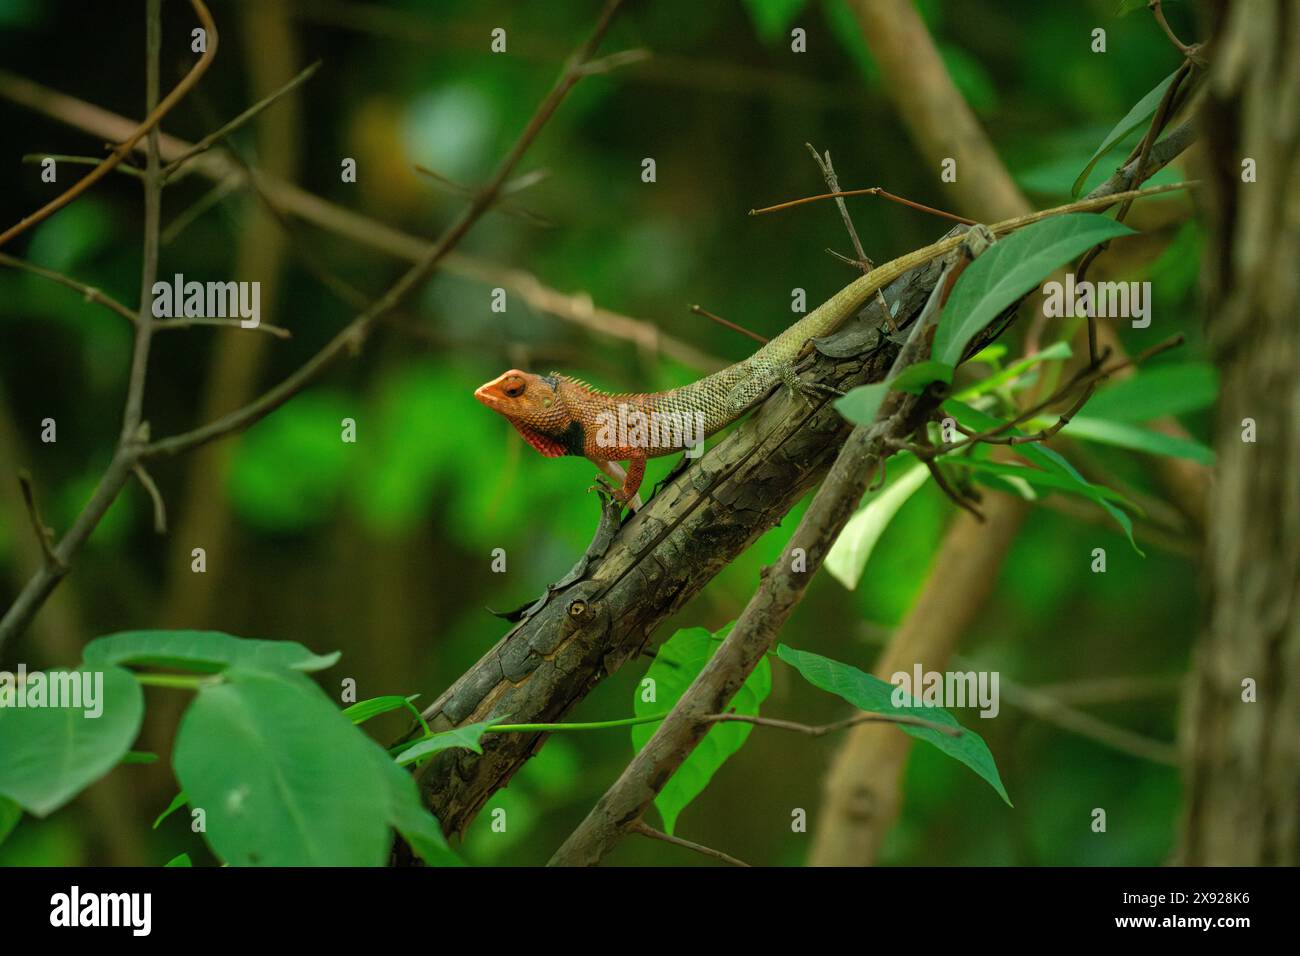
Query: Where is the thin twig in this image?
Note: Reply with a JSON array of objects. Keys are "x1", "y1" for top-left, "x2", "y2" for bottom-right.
[
  {"x1": 160, "y1": 174, "x2": 242, "y2": 243},
  {"x1": 629, "y1": 820, "x2": 751, "y2": 867},
  {"x1": 805, "y1": 144, "x2": 871, "y2": 271},
  {"x1": 933, "y1": 336, "x2": 1185, "y2": 456},
  {"x1": 413, "y1": 163, "x2": 553, "y2": 226},
  {"x1": 1149, "y1": 0, "x2": 1202, "y2": 61},
  {"x1": 923, "y1": 457, "x2": 985, "y2": 522},
  {"x1": 0, "y1": 252, "x2": 138, "y2": 323},
  {"x1": 22, "y1": 152, "x2": 145, "y2": 179},
  {"x1": 139, "y1": 0, "x2": 629, "y2": 461},
  {"x1": 0, "y1": 251, "x2": 289, "y2": 337},
  {"x1": 0, "y1": 0, "x2": 217, "y2": 249},
  {"x1": 132, "y1": 463, "x2": 167, "y2": 534},
  {"x1": 750, "y1": 185, "x2": 976, "y2": 224},
  {"x1": 161, "y1": 60, "x2": 321, "y2": 181},
  {"x1": 689, "y1": 303, "x2": 767, "y2": 344},
  {"x1": 120, "y1": 0, "x2": 166, "y2": 448},
  {"x1": 705, "y1": 710, "x2": 962, "y2": 738},
  {"x1": 805, "y1": 144, "x2": 894, "y2": 328},
  {"x1": 17, "y1": 471, "x2": 61, "y2": 571},
  {"x1": 1116, "y1": 60, "x2": 1192, "y2": 222},
  {"x1": 0, "y1": 0, "x2": 629, "y2": 650}
]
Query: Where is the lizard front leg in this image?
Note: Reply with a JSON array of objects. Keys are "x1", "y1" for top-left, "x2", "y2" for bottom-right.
[{"x1": 590, "y1": 457, "x2": 645, "y2": 511}]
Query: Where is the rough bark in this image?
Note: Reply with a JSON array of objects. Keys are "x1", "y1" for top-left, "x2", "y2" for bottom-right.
[{"x1": 1179, "y1": 0, "x2": 1300, "y2": 865}]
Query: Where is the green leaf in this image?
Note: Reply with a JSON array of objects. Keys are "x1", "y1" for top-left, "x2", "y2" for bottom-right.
[
  {"x1": 967, "y1": 343, "x2": 1008, "y2": 365},
  {"x1": 1030, "y1": 415, "x2": 1214, "y2": 465},
  {"x1": 1080, "y1": 362, "x2": 1218, "y2": 421},
  {"x1": 343, "y1": 695, "x2": 419, "y2": 725},
  {"x1": 740, "y1": 0, "x2": 807, "y2": 42},
  {"x1": 164, "y1": 852, "x2": 192, "y2": 867},
  {"x1": 889, "y1": 360, "x2": 954, "y2": 395},
  {"x1": 153, "y1": 791, "x2": 188, "y2": 830},
  {"x1": 941, "y1": 457, "x2": 1133, "y2": 505},
  {"x1": 373, "y1": 752, "x2": 463, "y2": 867},
  {"x1": 826, "y1": 461, "x2": 930, "y2": 589},
  {"x1": 943, "y1": 400, "x2": 1143, "y2": 553},
  {"x1": 632, "y1": 625, "x2": 772, "y2": 835},
  {"x1": 394, "y1": 720, "x2": 496, "y2": 767},
  {"x1": 0, "y1": 665, "x2": 144, "y2": 816},
  {"x1": 834, "y1": 382, "x2": 889, "y2": 425},
  {"x1": 952, "y1": 341, "x2": 1073, "y2": 401},
  {"x1": 1073, "y1": 69, "x2": 1179, "y2": 196},
  {"x1": 84, "y1": 630, "x2": 339, "y2": 675},
  {"x1": 0, "y1": 796, "x2": 21, "y2": 845},
  {"x1": 172, "y1": 669, "x2": 391, "y2": 866},
  {"x1": 933, "y1": 214, "x2": 1136, "y2": 366},
  {"x1": 121, "y1": 751, "x2": 158, "y2": 765},
  {"x1": 776, "y1": 645, "x2": 1011, "y2": 806}
]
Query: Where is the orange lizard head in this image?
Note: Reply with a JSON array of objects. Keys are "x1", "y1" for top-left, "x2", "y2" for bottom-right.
[{"x1": 474, "y1": 369, "x2": 583, "y2": 458}]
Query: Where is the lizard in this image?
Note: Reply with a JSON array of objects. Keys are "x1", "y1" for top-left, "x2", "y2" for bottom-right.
[{"x1": 473, "y1": 185, "x2": 1181, "y2": 510}]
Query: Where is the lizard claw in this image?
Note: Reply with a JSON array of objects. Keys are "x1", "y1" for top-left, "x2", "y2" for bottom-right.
[{"x1": 779, "y1": 366, "x2": 842, "y2": 409}]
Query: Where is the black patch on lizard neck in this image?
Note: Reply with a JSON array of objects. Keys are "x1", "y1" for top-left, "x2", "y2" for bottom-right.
[{"x1": 557, "y1": 419, "x2": 586, "y2": 456}]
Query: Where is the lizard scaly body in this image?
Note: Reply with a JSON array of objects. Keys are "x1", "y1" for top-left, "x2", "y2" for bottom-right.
[{"x1": 473, "y1": 185, "x2": 1182, "y2": 508}]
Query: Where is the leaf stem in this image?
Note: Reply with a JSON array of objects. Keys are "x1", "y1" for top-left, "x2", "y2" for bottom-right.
[
  {"x1": 134, "y1": 673, "x2": 219, "y2": 690},
  {"x1": 487, "y1": 713, "x2": 670, "y2": 733}
]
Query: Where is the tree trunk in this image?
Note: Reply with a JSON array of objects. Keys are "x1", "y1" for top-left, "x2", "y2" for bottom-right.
[{"x1": 1179, "y1": 0, "x2": 1300, "y2": 865}]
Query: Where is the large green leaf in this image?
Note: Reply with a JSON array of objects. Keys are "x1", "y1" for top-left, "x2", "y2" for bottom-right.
[
  {"x1": 834, "y1": 382, "x2": 889, "y2": 425},
  {"x1": 632, "y1": 625, "x2": 772, "y2": 835},
  {"x1": 172, "y1": 669, "x2": 391, "y2": 866},
  {"x1": 889, "y1": 360, "x2": 954, "y2": 395},
  {"x1": 943, "y1": 400, "x2": 1143, "y2": 553},
  {"x1": 373, "y1": 752, "x2": 462, "y2": 867},
  {"x1": 1029, "y1": 415, "x2": 1215, "y2": 465},
  {"x1": 343, "y1": 695, "x2": 419, "y2": 725},
  {"x1": 777, "y1": 645, "x2": 1011, "y2": 806},
  {"x1": 933, "y1": 214, "x2": 1136, "y2": 367},
  {"x1": 952, "y1": 341, "x2": 1073, "y2": 401},
  {"x1": 1072, "y1": 69, "x2": 1180, "y2": 196},
  {"x1": 1079, "y1": 362, "x2": 1218, "y2": 422},
  {"x1": 826, "y1": 460, "x2": 930, "y2": 590},
  {"x1": 83, "y1": 630, "x2": 339, "y2": 675},
  {"x1": 0, "y1": 796, "x2": 21, "y2": 845},
  {"x1": 941, "y1": 457, "x2": 1133, "y2": 504},
  {"x1": 0, "y1": 665, "x2": 143, "y2": 816}
]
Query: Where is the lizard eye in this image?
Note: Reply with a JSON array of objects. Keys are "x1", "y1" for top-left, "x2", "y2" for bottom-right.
[{"x1": 503, "y1": 377, "x2": 526, "y2": 398}]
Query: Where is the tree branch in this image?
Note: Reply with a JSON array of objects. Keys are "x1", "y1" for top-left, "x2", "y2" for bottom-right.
[
  {"x1": 0, "y1": 67, "x2": 725, "y2": 373},
  {"x1": 0, "y1": 0, "x2": 217, "y2": 249},
  {"x1": 547, "y1": 249, "x2": 973, "y2": 866},
  {"x1": 0, "y1": 0, "x2": 629, "y2": 651}
]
